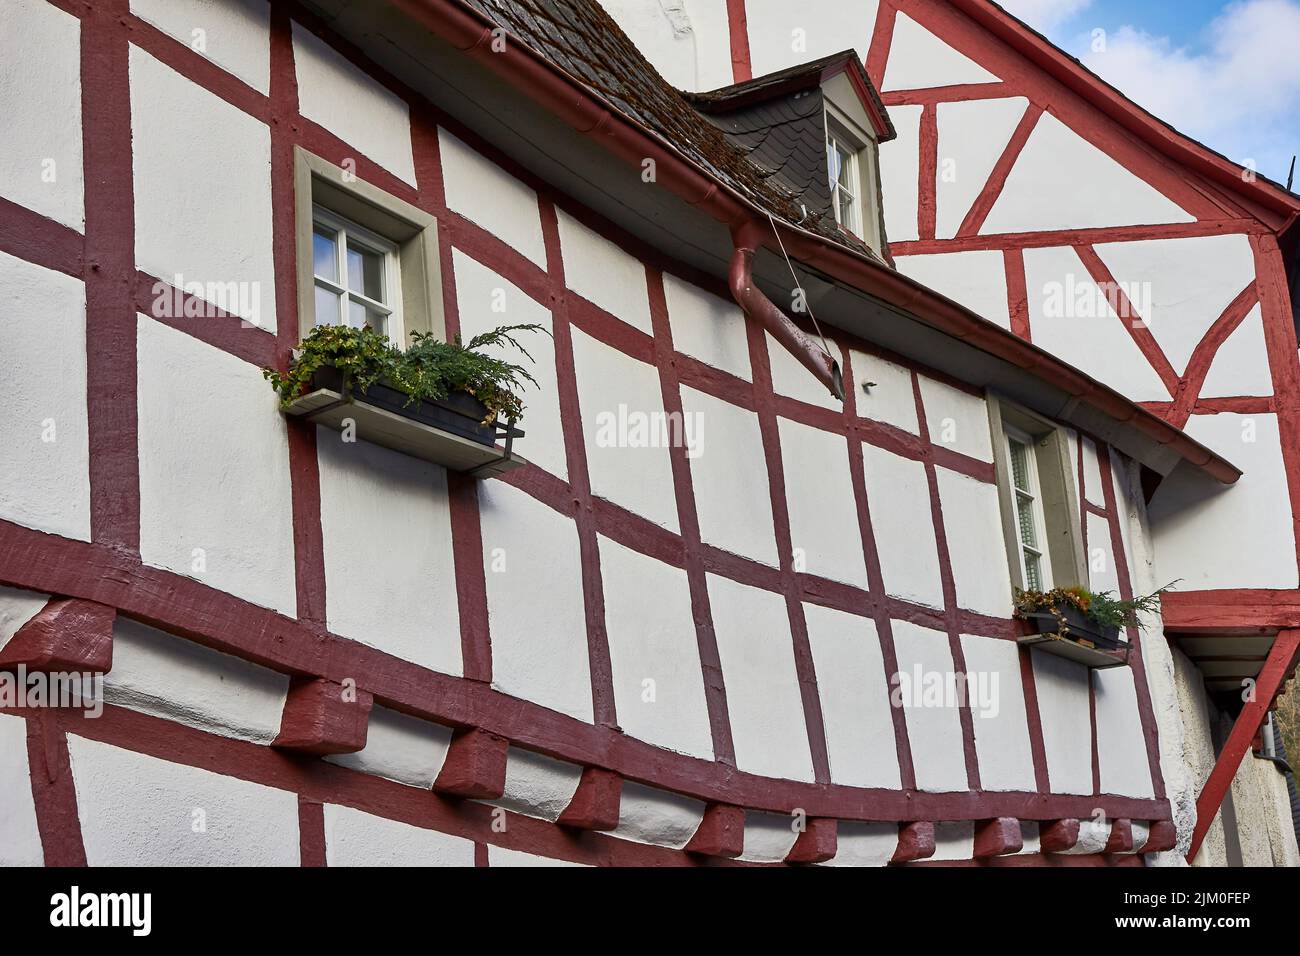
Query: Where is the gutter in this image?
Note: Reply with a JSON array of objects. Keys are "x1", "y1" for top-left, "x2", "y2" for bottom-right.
[
  {"x1": 729, "y1": 220, "x2": 844, "y2": 401},
  {"x1": 397, "y1": 0, "x2": 1241, "y2": 485}
]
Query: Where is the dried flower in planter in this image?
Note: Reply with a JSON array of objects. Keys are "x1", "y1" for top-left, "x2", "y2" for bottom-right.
[
  {"x1": 263, "y1": 323, "x2": 549, "y2": 426},
  {"x1": 1014, "y1": 581, "x2": 1178, "y2": 635}
]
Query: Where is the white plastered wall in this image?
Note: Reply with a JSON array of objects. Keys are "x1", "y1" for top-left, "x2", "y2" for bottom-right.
[
  {"x1": 477, "y1": 481, "x2": 593, "y2": 722},
  {"x1": 136, "y1": 317, "x2": 297, "y2": 615},
  {"x1": 291, "y1": 19, "x2": 416, "y2": 185},
  {"x1": 0, "y1": 252, "x2": 90, "y2": 541},
  {"x1": 597, "y1": 534, "x2": 714, "y2": 759},
  {"x1": 67, "y1": 736, "x2": 300, "y2": 866},
  {"x1": 0, "y1": 0, "x2": 84, "y2": 230},
  {"x1": 130, "y1": 44, "x2": 277, "y2": 331},
  {"x1": 316, "y1": 431, "x2": 462, "y2": 676},
  {"x1": 104, "y1": 617, "x2": 289, "y2": 743},
  {"x1": 131, "y1": 0, "x2": 271, "y2": 94},
  {"x1": 323, "y1": 804, "x2": 475, "y2": 866},
  {"x1": 439, "y1": 129, "x2": 547, "y2": 268},
  {"x1": 0, "y1": 713, "x2": 44, "y2": 866},
  {"x1": 707, "y1": 573, "x2": 814, "y2": 782}
]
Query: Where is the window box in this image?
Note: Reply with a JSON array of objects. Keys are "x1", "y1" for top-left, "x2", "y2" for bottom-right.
[
  {"x1": 1022, "y1": 596, "x2": 1123, "y2": 649},
  {"x1": 282, "y1": 363, "x2": 527, "y2": 479},
  {"x1": 1016, "y1": 600, "x2": 1128, "y2": 669}
]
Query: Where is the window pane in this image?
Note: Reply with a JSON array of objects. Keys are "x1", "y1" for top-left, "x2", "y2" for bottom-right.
[
  {"x1": 347, "y1": 298, "x2": 387, "y2": 337},
  {"x1": 838, "y1": 191, "x2": 855, "y2": 229},
  {"x1": 827, "y1": 140, "x2": 842, "y2": 188},
  {"x1": 313, "y1": 283, "x2": 340, "y2": 327},
  {"x1": 835, "y1": 144, "x2": 854, "y2": 189},
  {"x1": 1015, "y1": 492, "x2": 1039, "y2": 550},
  {"x1": 347, "y1": 243, "x2": 385, "y2": 301},
  {"x1": 312, "y1": 226, "x2": 338, "y2": 281},
  {"x1": 1008, "y1": 438, "x2": 1031, "y2": 492},
  {"x1": 1023, "y1": 550, "x2": 1043, "y2": 591}
]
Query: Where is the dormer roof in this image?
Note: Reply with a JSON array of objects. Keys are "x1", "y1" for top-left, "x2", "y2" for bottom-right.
[{"x1": 688, "y1": 50, "x2": 895, "y2": 143}]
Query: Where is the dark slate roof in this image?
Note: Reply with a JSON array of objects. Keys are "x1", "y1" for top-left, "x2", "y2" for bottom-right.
[
  {"x1": 696, "y1": 87, "x2": 835, "y2": 221},
  {"x1": 688, "y1": 49, "x2": 896, "y2": 143},
  {"x1": 456, "y1": 0, "x2": 878, "y2": 258}
]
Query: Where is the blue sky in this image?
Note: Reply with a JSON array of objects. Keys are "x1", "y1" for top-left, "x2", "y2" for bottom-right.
[{"x1": 999, "y1": 0, "x2": 1300, "y2": 186}]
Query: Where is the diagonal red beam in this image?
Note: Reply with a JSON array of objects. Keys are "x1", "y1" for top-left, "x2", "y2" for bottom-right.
[
  {"x1": 954, "y1": 104, "x2": 1041, "y2": 238},
  {"x1": 1186, "y1": 628, "x2": 1300, "y2": 862},
  {"x1": 1166, "y1": 282, "x2": 1259, "y2": 428},
  {"x1": 1075, "y1": 245, "x2": 1180, "y2": 395}
]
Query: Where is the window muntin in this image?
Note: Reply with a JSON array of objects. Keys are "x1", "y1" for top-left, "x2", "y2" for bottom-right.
[
  {"x1": 1004, "y1": 425, "x2": 1052, "y2": 592},
  {"x1": 311, "y1": 205, "x2": 402, "y2": 343},
  {"x1": 826, "y1": 129, "x2": 860, "y2": 236}
]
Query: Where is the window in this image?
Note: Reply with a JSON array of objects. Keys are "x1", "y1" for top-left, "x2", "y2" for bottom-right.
[
  {"x1": 311, "y1": 207, "x2": 403, "y2": 341},
  {"x1": 988, "y1": 398, "x2": 1088, "y2": 594},
  {"x1": 822, "y1": 102, "x2": 883, "y2": 251},
  {"x1": 294, "y1": 147, "x2": 445, "y2": 347},
  {"x1": 827, "y1": 128, "x2": 860, "y2": 236},
  {"x1": 1005, "y1": 425, "x2": 1051, "y2": 591}
]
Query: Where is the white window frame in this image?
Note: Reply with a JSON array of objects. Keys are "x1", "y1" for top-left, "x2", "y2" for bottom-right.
[
  {"x1": 826, "y1": 127, "x2": 861, "y2": 236},
  {"x1": 311, "y1": 204, "x2": 404, "y2": 344},
  {"x1": 987, "y1": 395, "x2": 1088, "y2": 596},
  {"x1": 1003, "y1": 423, "x2": 1053, "y2": 592},
  {"x1": 294, "y1": 148, "x2": 445, "y2": 349}
]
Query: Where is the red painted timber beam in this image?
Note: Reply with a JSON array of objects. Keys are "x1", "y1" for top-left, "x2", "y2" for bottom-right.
[
  {"x1": 1163, "y1": 588, "x2": 1300, "y2": 634},
  {"x1": 1186, "y1": 629, "x2": 1300, "y2": 862}
]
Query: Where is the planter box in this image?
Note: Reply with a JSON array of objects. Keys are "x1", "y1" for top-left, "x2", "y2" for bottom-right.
[
  {"x1": 280, "y1": 365, "x2": 527, "y2": 479},
  {"x1": 1017, "y1": 601, "x2": 1128, "y2": 669},
  {"x1": 1021, "y1": 602, "x2": 1123, "y2": 649},
  {"x1": 310, "y1": 366, "x2": 505, "y2": 447}
]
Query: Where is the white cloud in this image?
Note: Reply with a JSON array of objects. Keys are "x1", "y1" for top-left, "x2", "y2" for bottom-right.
[
  {"x1": 997, "y1": 0, "x2": 1093, "y2": 34},
  {"x1": 1075, "y1": 0, "x2": 1300, "y2": 182}
]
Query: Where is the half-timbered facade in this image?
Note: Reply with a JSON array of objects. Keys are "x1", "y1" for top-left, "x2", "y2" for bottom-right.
[{"x1": 0, "y1": 0, "x2": 1296, "y2": 866}]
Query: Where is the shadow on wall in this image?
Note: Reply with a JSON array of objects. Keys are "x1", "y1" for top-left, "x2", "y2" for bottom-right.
[{"x1": 1146, "y1": 459, "x2": 1236, "y2": 526}]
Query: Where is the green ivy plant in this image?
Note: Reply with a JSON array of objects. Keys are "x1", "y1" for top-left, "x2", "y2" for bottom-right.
[
  {"x1": 263, "y1": 323, "x2": 548, "y2": 425},
  {"x1": 1014, "y1": 581, "x2": 1179, "y2": 631}
]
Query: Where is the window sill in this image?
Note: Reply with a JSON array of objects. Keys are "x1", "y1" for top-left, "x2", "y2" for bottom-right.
[{"x1": 282, "y1": 374, "x2": 528, "y2": 479}]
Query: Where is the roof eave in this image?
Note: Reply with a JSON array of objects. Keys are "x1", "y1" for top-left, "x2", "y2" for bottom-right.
[{"x1": 396, "y1": 0, "x2": 1240, "y2": 485}]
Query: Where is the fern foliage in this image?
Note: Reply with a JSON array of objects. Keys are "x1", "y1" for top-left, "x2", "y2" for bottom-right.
[{"x1": 264, "y1": 323, "x2": 548, "y2": 424}]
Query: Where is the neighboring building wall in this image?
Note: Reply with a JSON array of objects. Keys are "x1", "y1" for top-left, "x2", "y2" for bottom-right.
[{"x1": 0, "y1": 0, "x2": 1264, "y2": 865}]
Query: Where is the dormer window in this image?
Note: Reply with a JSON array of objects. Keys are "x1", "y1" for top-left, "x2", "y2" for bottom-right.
[{"x1": 687, "y1": 50, "x2": 895, "y2": 258}]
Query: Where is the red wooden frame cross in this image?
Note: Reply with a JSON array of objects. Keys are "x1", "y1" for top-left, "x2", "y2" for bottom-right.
[{"x1": 1186, "y1": 628, "x2": 1300, "y2": 862}]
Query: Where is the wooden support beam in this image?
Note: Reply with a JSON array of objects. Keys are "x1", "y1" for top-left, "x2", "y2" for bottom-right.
[
  {"x1": 272, "y1": 677, "x2": 373, "y2": 755},
  {"x1": 973, "y1": 817, "x2": 1023, "y2": 857},
  {"x1": 786, "y1": 818, "x2": 837, "y2": 864},
  {"x1": 685, "y1": 804, "x2": 745, "y2": 858},
  {"x1": 1104, "y1": 819, "x2": 1134, "y2": 853},
  {"x1": 558, "y1": 767, "x2": 622, "y2": 831},
  {"x1": 1187, "y1": 629, "x2": 1300, "y2": 862},
  {"x1": 433, "y1": 727, "x2": 509, "y2": 798},
  {"x1": 1143, "y1": 820, "x2": 1178, "y2": 853},
  {"x1": 1039, "y1": 818, "x2": 1080, "y2": 853},
  {"x1": 0, "y1": 598, "x2": 114, "y2": 673},
  {"x1": 891, "y1": 821, "x2": 936, "y2": 863},
  {"x1": 1162, "y1": 589, "x2": 1300, "y2": 634}
]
